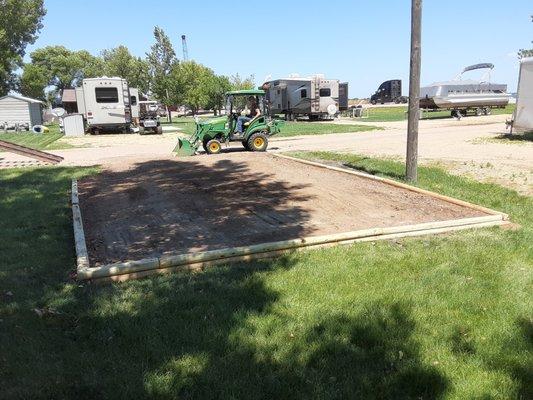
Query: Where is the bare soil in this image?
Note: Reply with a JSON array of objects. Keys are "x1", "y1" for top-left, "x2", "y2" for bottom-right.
[{"x1": 79, "y1": 153, "x2": 488, "y2": 266}]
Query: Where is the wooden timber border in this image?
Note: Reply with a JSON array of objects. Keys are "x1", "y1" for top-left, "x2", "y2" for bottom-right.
[
  {"x1": 71, "y1": 155, "x2": 509, "y2": 283},
  {"x1": 0, "y1": 139, "x2": 63, "y2": 164}
]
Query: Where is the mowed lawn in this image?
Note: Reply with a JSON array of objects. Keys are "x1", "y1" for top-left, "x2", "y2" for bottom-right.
[
  {"x1": 166, "y1": 117, "x2": 381, "y2": 138},
  {"x1": 0, "y1": 124, "x2": 65, "y2": 150},
  {"x1": 351, "y1": 104, "x2": 516, "y2": 122},
  {"x1": 0, "y1": 153, "x2": 531, "y2": 399}
]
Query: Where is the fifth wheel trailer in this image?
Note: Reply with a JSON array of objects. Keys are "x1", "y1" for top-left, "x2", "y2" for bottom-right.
[
  {"x1": 77, "y1": 77, "x2": 132, "y2": 133},
  {"x1": 262, "y1": 75, "x2": 348, "y2": 120},
  {"x1": 511, "y1": 57, "x2": 533, "y2": 133}
]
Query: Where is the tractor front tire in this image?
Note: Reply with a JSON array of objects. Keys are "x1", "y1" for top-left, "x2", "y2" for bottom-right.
[
  {"x1": 247, "y1": 132, "x2": 268, "y2": 152},
  {"x1": 206, "y1": 139, "x2": 222, "y2": 155},
  {"x1": 242, "y1": 140, "x2": 250, "y2": 151}
]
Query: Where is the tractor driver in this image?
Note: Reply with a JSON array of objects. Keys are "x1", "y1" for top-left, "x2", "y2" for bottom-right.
[{"x1": 236, "y1": 96, "x2": 261, "y2": 134}]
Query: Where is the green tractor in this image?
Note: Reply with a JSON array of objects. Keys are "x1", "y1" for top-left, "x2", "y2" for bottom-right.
[{"x1": 174, "y1": 89, "x2": 283, "y2": 156}]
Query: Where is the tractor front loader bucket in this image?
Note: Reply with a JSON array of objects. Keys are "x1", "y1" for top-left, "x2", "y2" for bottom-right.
[{"x1": 173, "y1": 138, "x2": 197, "y2": 157}]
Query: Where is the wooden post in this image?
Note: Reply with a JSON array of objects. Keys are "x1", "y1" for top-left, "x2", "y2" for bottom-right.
[{"x1": 406, "y1": 0, "x2": 422, "y2": 183}]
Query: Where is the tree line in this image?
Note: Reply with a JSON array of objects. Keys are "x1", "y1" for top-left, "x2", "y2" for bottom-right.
[
  {"x1": 1, "y1": 1, "x2": 253, "y2": 117},
  {"x1": 20, "y1": 27, "x2": 255, "y2": 117}
]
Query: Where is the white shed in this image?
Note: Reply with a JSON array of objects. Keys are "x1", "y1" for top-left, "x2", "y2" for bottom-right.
[{"x1": 0, "y1": 94, "x2": 44, "y2": 128}]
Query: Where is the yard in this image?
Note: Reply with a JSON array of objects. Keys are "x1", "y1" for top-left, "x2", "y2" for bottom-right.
[
  {"x1": 0, "y1": 152, "x2": 530, "y2": 399},
  {"x1": 166, "y1": 117, "x2": 381, "y2": 138},
  {"x1": 0, "y1": 124, "x2": 66, "y2": 150},
  {"x1": 350, "y1": 104, "x2": 516, "y2": 122}
]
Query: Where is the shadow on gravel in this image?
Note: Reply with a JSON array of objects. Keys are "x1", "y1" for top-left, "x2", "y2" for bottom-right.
[{"x1": 78, "y1": 158, "x2": 313, "y2": 265}]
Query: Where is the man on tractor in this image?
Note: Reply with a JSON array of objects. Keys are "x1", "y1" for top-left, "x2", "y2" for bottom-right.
[
  {"x1": 174, "y1": 89, "x2": 283, "y2": 156},
  {"x1": 236, "y1": 96, "x2": 261, "y2": 134}
]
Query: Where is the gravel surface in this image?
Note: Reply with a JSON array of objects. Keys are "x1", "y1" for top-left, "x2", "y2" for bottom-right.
[{"x1": 1, "y1": 114, "x2": 530, "y2": 193}]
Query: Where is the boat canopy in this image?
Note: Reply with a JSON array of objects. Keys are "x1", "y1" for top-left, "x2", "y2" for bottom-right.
[{"x1": 462, "y1": 63, "x2": 494, "y2": 73}]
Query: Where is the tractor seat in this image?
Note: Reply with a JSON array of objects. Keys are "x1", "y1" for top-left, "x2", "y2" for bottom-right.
[{"x1": 244, "y1": 116, "x2": 260, "y2": 127}]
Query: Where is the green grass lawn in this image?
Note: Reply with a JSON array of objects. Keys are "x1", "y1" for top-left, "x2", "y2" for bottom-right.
[
  {"x1": 0, "y1": 124, "x2": 67, "y2": 151},
  {"x1": 0, "y1": 154, "x2": 531, "y2": 399},
  {"x1": 276, "y1": 121, "x2": 379, "y2": 137},
  {"x1": 351, "y1": 104, "x2": 516, "y2": 122},
  {"x1": 164, "y1": 117, "x2": 381, "y2": 138},
  {"x1": 161, "y1": 116, "x2": 197, "y2": 135}
]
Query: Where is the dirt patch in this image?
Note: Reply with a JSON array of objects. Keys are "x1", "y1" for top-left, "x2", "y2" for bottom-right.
[{"x1": 78, "y1": 153, "x2": 489, "y2": 266}]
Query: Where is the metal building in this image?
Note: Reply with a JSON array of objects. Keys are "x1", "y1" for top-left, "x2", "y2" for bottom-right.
[{"x1": 0, "y1": 94, "x2": 44, "y2": 129}]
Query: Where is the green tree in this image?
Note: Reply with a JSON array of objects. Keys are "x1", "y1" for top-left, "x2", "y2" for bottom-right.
[
  {"x1": 76, "y1": 50, "x2": 104, "y2": 79},
  {"x1": 22, "y1": 46, "x2": 103, "y2": 100},
  {"x1": 0, "y1": 0, "x2": 46, "y2": 95},
  {"x1": 230, "y1": 73, "x2": 255, "y2": 90},
  {"x1": 102, "y1": 46, "x2": 150, "y2": 93},
  {"x1": 147, "y1": 26, "x2": 178, "y2": 121},
  {"x1": 518, "y1": 49, "x2": 533, "y2": 59},
  {"x1": 204, "y1": 75, "x2": 232, "y2": 115},
  {"x1": 167, "y1": 61, "x2": 231, "y2": 115},
  {"x1": 19, "y1": 63, "x2": 49, "y2": 100},
  {"x1": 102, "y1": 46, "x2": 132, "y2": 78},
  {"x1": 129, "y1": 57, "x2": 151, "y2": 94},
  {"x1": 167, "y1": 61, "x2": 211, "y2": 114}
]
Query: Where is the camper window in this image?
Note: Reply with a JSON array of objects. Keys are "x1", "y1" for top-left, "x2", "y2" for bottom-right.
[
  {"x1": 301, "y1": 89, "x2": 307, "y2": 98},
  {"x1": 95, "y1": 87, "x2": 119, "y2": 103},
  {"x1": 130, "y1": 95, "x2": 137, "y2": 106},
  {"x1": 319, "y1": 88, "x2": 331, "y2": 97}
]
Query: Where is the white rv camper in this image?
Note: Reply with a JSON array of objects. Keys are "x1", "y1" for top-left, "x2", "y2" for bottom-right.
[
  {"x1": 511, "y1": 57, "x2": 533, "y2": 133},
  {"x1": 262, "y1": 75, "x2": 347, "y2": 120},
  {"x1": 79, "y1": 77, "x2": 132, "y2": 133}
]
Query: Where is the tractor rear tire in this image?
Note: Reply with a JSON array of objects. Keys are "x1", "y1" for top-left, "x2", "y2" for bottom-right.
[
  {"x1": 206, "y1": 139, "x2": 222, "y2": 155},
  {"x1": 247, "y1": 132, "x2": 268, "y2": 152},
  {"x1": 242, "y1": 140, "x2": 250, "y2": 151}
]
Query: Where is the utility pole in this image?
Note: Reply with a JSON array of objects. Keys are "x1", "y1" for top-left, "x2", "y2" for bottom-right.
[{"x1": 406, "y1": 0, "x2": 422, "y2": 183}]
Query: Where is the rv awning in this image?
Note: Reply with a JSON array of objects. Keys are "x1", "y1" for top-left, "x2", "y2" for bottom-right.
[
  {"x1": 226, "y1": 89, "x2": 265, "y2": 96},
  {"x1": 462, "y1": 63, "x2": 494, "y2": 73}
]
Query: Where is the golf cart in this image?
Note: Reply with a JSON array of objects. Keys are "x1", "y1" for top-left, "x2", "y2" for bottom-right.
[
  {"x1": 139, "y1": 101, "x2": 162, "y2": 134},
  {"x1": 174, "y1": 89, "x2": 283, "y2": 156}
]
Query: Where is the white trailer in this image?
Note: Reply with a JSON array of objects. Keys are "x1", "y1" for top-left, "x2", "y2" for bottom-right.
[
  {"x1": 511, "y1": 57, "x2": 533, "y2": 133},
  {"x1": 79, "y1": 77, "x2": 132, "y2": 133},
  {"x1": 262, "y1": 75, "x2": 346, "y2": 120}
]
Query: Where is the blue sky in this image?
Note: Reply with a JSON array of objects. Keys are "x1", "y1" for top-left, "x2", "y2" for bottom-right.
[{"x1": 27, "y1": 0, "x2": 532, "y2": 97}]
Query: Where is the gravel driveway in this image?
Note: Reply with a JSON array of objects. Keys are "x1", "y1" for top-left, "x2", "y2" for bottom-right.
[{"x1": 1, "y1": 114, "x2": 531, "y2": 194}]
